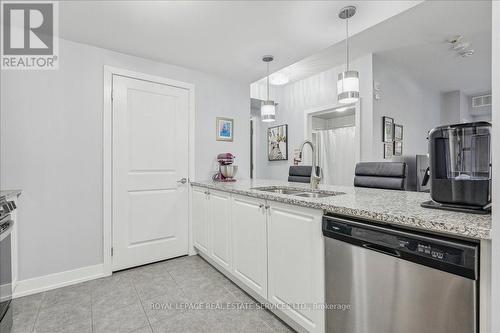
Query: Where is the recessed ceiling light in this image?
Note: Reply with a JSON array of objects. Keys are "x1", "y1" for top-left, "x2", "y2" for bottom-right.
[{"x1": 269, "y1": 72, "x2": 290, "y2": 85}]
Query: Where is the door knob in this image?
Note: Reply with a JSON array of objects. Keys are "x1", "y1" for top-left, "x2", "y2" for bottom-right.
[{"x1": 177, "y1": 178, "x2": 187, "y2": 184}]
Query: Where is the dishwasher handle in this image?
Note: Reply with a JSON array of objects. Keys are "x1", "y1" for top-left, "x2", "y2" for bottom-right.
[{"x1": 362, "y1": 243, "x2": 401, "y2": 258}]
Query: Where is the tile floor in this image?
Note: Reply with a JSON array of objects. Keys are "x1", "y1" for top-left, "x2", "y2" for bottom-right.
[{"x1": 9, "y1": 255, "x2": 294, "y2": 333}]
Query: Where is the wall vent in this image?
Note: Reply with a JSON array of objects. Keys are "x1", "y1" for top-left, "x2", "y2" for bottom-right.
[{"x1": 471, "y1": 94, "x2": 492, "y2": 108}]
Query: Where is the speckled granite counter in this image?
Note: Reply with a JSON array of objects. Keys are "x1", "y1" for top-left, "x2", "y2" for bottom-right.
[
  {"x1": 0, "y1": 190, "x2": 22, "y2": 200},
  {"x1": 191, "y1": 179, "x2": 491, "y2": 240}
]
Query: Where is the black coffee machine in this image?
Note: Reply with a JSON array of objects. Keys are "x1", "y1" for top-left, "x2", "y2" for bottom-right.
[{"x1": 421, "y1": 122, "x2": 491, "y2": 214}]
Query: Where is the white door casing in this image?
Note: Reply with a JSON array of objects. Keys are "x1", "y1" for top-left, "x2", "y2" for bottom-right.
[{"x1": 112, "y1": 74, "x2": 189, "y2": 271}]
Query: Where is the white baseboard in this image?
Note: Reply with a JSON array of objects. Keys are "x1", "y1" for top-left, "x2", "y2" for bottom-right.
[{"x1": 13, "y1": 263, "x2": 108, "y2": 298}]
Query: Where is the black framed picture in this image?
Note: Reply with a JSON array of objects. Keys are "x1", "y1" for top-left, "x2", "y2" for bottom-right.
[
  {"x1": 394, "y1": 124, "x2": 403, "y2": 141},
  {"x1": 268, "y1": 124, "x2": 288, "y2": 161},
  {"x1": 384, "y1": 142, "x2": 393, "y2": 159},
  {"x1": 382, "y1": 116, "x2": 394, "y2": 143},
  {"x1": 394, "y1": 141, "x2": 403, "y2": 156}
]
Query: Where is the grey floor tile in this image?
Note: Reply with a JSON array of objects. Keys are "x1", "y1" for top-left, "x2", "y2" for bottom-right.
[
  {"x1": 33, "y1": 320, "x2": 92, "y2": 333},
  {"x1": 27, "y1": 255, "x2": 296, "y2": 333},
  {"x1": 131, "y1": 325, "x2": 153, "y2": 333},
  {"x1": 133, "y1": 274, "x2": 180, "y2": 301},
  {"x1": 150, "y1": 309, "x2": 215, "y2": 333},
  {"x1": 142, "y1": 288, "x2": 187, "y2": 324},
  {"x1": 212, "y1": 308, "x2": 276, "y2": 333},
  {"x1": 161, "y1": 255, "x2": 204, "y2": 272},
  {"x1": 92, "y1": 281, "x2": 140, "y2": 313},
  {"x1": 255, "y1": 308, "x2": 295, "y2": 333},
  {"x1": 89, "y1": 273, "x2": 133, "y2": 297},
  {"x1": 10, "y1": 293, "x2": 45, "y2": 333},
  {"x1": 170, "y1": 268, "x2": 227, "y2": 291},
  {"x1": 41, "y1": 284, "x2": 91, "y2": 310},
  {"x1": 11, "y1": 313, "x2": 37, "y2": 333},
  {"x1": 11, "y1": 293, "x2": 44, "y2": 314},
  {"x1": 93, "y1": 302, "x2": 149, "y2": 333},
  {"x1": 128, "y1": 262, "x2": 169, "y2": 281},
  {"x1": 34, "y1": 301, "x2": 91, "y2": 333},
  {"x1": 181, "y1": 280, "x2": 235, "y2": 305}
]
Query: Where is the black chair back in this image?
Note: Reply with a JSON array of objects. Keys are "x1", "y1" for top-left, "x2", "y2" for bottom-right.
[
  {"x1": 354, "y1": 162, "x2": 406, "y2": 190},
  {"x1": 288, "y1": 166, "x2": 321, "y2": 184}
]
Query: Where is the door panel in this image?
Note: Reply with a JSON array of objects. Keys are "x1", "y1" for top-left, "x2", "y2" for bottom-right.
[
  {"x1": 112, "y1": 75, "x2": 189, "y2": 271},
  {"x1": 209, "y1": 190, "x2": 231, "y2": 271},
  {"x1": 192, "y1": 187, "x2": 209, "y2": 254},
  {"x1": 231, "y1": 195, "x2": 267, "y2": 298},
  {"x1": 268, "y1": 202, "x2": 324, "y2": 333}
]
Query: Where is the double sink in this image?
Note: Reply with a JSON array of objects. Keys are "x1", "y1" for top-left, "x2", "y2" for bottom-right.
[{"x1": 252, "y1": 186, "x2": 344, "y2": 199}]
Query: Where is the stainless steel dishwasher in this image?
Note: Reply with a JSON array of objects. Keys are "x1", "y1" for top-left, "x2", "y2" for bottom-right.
[{"x1": 323, "y1": 214, "x2": 478, "y2": 333}]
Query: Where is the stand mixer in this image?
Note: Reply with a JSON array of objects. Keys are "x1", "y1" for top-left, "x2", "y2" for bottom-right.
[{"x1": 213, "y1": 153, "x2": 238, "y2": 182}]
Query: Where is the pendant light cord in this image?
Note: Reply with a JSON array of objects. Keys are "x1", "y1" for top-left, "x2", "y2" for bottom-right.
[
  {"x1": 345, "y1": 10, "x2": 349, "y2": 71},
  {"x1": 266, "y1": 61, "x2": 270, "y2": 101}
]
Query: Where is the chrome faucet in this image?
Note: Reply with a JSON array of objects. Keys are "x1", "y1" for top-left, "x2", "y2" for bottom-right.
[{"x1": 298, "y1": 140, "x2": 321, "y2": 189}]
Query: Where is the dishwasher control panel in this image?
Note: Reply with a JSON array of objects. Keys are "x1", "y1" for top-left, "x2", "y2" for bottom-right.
[{"x1": 322, "y1": 214, "x2": 478, "y2": 280}]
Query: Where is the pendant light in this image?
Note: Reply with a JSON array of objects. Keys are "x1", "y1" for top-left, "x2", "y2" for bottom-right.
[
  {"x1": 261, "y1": 55, "x2": 276, "y2": 122},
  {"x1": 337, "y1": 6, "x2": 359, "y2": 104}
]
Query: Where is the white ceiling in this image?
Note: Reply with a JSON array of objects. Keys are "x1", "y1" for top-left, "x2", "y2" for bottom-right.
[
  {"x1": 58, "y1": 1, "x2": 421, "y2": 83},
  {"x1": 257, "y1": 0, "x2": 492, "y2": 95}
]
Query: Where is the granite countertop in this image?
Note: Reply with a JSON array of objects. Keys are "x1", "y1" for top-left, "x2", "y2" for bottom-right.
[
  {"x1": 191, "y1": 179, "x2": 491, "y2": 240},
  {"x1": 0, "y1": 190, "x2": 22, "y2": 200}
]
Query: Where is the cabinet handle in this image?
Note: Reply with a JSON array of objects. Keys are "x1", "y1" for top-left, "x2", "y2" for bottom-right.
[
  {"x1": 259, "y1": 204, "x2": 264, "y2": 209},
  {"x1": 264, "y1": 205, "x2": 270, "y2": 210}
]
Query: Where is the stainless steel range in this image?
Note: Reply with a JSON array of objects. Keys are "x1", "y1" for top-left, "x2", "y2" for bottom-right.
[{"x1": 0, "y1": 198, "x2": 16, "y2": 333}]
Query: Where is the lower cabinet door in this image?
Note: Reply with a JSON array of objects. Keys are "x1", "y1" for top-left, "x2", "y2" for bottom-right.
[
  {"x1": 267, "y1": 202, "x2": 325, "y2": 333},
  {"x1": 192, "y1": 186, "x2": 209, "y2": 254},
  {"x1": 209, "y1": 190, "x2": 232, "y2": 271},
  {"x1": 231, "y1": 194, "x2": 268, "y2": 298}
]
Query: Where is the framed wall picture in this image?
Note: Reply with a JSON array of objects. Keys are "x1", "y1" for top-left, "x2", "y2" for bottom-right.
[
  {"x1": 382, "y1": 116, "x2": 394, "y2": 142},
  {"x1": 384, "y1": 142, "x2": 393, "y2": 159},
  {"x1": 394, "y1": 141, "x2": 403, "y2": 156},
  {"x1": 394, "y1": 124, "x2": 403, "y2": 141},
  {"x1": 216, "y1": 117, "x2": 234, "y2": 141},
  {"x1": 268, "y1": 124, "x2": 288, "y2": 161}
]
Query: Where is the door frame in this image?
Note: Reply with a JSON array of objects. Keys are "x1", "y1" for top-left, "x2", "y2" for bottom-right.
[
  {"x1": 303, "y1": 100, "x2": 361, "y2": 166},
  {"x1": 103, "y1": 66, "x2": 195, "y2": 275}
]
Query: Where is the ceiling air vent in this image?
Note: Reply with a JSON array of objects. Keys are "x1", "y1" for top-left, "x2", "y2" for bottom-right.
[{"x1": 471, "y1": 94, "x2": 492, "y2": 108}]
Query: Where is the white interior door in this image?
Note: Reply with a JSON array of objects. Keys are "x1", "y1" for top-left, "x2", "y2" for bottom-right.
[{"x1": 112, "y1": 75, "x2": 189, "y2": 271}]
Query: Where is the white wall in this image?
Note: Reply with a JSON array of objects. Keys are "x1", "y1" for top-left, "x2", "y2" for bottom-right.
[
  {"x1": 491, "y1": 2, "x2": 499, "y2": 331},
  {"x1": 0, "y1": 38, "x2": 249, "y2": 280},
  {"x1": 372, "y1": 54, "x2": 441, "y2": 190},
  {"x1": 441, "y1": 90, "x2": 462, "y2": 124},
  {"x1": 251, "y1": 54, "x2": 373, "y2": 181},
  {"x1": 441, "y1": 90, "x2": 492, "y2": 124}
]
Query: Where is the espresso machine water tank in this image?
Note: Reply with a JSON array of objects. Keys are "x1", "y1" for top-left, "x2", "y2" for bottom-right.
[{"x1": 422, "y1": 122, "x2": 491, "y2": 213}]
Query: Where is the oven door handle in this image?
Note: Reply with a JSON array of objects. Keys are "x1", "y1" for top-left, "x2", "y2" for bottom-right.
[{"x1": 0, "y1": 219, "x2": 14, "y2": 242}]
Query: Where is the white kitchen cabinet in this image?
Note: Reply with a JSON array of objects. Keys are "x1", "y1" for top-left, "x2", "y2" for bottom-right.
[
  {"x1": 267, "y1": 201, "x2": 325, "y2": 333},
  {"x1": 231, "y1": 194, "x2": 268, "y2": 299},
  {"x1": 209, "y1": 190, "x2": 232, "y2": 272},
  {"x1": 191, "y1": 186, "x2": 325, "y2": 333},
  {"x1": 192, "y1": 186, "x2": 210, "y2": 254}
]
